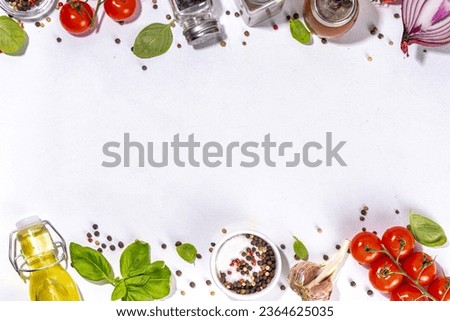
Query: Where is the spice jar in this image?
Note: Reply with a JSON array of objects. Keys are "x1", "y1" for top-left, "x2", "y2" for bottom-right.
[
  {"x1": 169, "y1": 0, "x2": 223, "y2": 48},
  {"x1": 303, "y1": 0, "x2": 359, "y2": 39},
  {"x1": 237, "y1": 0, "x2": 285, "y2": 27},
  {"x1": 0, "y1": 0, "x2": 55, "y2": 20}
]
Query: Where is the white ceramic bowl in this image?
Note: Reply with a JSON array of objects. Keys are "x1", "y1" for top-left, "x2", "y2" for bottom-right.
[{"x1": 210, "y1": 229, "x2": 282, "y2": 300}]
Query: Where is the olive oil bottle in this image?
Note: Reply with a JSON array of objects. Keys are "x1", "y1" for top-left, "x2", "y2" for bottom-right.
[{"x1": 9, "y1": 216, "x2": 81, "y2": 301}]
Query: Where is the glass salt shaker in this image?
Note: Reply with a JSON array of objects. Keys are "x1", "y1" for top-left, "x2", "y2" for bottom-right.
[
  {"x1": 303, "y1": 0, "x2": 359, "y2": 39},
  {"x1": 169, "y1": 0, "x2": 224, "y2": 48},
  {"x1": 236, "y1": 0, "x2": 285, "y2": 27}
]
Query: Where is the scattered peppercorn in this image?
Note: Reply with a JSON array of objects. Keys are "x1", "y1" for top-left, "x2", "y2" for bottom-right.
[
  {"x1": 323, "y1": 255, "x2": 329, "y2": 261},
  {"x1": 321, "y1": 38, "x2": 328, "y2": 44},
  {"x1": 107, "y1": 235, "x2": 112, "y2": 241},
  {"x1": 220, "y1": 40, "x2": 226, "y2": 47},
  {"x1": 234, "y1": 12, "x2": 240, "y2": 17},
  {"x1": 153, "y1": 4, "x2": 158, "y2": 9},
  {"x1": 189, "y1": 282, "x2": 196, "y2": 288},
  {"x1": 101, "y1": 243, "x2": 107, "y2": 249},
  {"x1": 88, "y1": 238, "x2": 93, "y2": 243},
  {"x1": 242, "y1": 41, "x2": 247, "y2": 46},
  {"x1": 210, "y1": 291, "x2": 215, "y2": 296},
  {"x1": 221, "y1": 228, "x2": 227, "y2": 234},
  {"x1": 280, "y1": 244, "x2": 286, "y2": 250},
  {"x1": 211, "y1": 242, "x2": 216, "y2": 247},
  {"x1": 115, "y1": 38, "x2": 121, "y2": 44},
  {"x1": 350, "y1": 281, "x2": 356, "y2": 287},
  {"x1": 394, "y1": 13, "x2": 400, "y2": 19},
  {"x1": 93, "y1": 224, "x2": 98, "y2": 230},
  {"x1": 370, "y1": 27, "x2": 378, "y2": 35},
  {"x1": 94, "y1": 231, "x2": 100, "y2": 237},
  {"x1": 363, "y1": 205, "x2": 369, "y2": 211},
  {"x1": 317, "y1": 227, "x2": 323, "y2": 233},
  {"x1": 362, "y1": 227, "x2": 367, "y2": 232},
  {"x1": 206, "y1": 280, "x2": 212, "y2": 286},
  {"x1": 142, "y1": 65, "x2": 147, "y2": 71},
  {"x1": 360, "y1": 216, "x2": 366, "y2": 221},
  {"x1": 166, "y1": 14, "x2": 172, "y2": 20},
  {"x1": 161, "y1": 243, "x2": 167, "y2": 249},
  {"x1": 388, "y1": 40, "x2": 394, "y2": 46},
  {"x1": 335, "y1": 244, "x2": 341, "y2": 250},
  {"x1": 175, "y1": 241, "x2": 182, "y2": 247},
  {"x1": 377, "y1": 33, "x2": 384, "y2": 39},
  {"x1": 131, "y1": 47, "x2": 134, "y2": 52},
  {"x1": 56, "y1": 37, "x2": 62, "y2": 43},
  {"x1": 293, "y1": 13, "x2": 299, "y2": 19},
  {"x1": 180, "y1": 290, "x2": 186, "y2": 296},
  {"x1": 361, "y1": 209, "x2": 367, "y2": 216},
  {"x1": 286, "y1": 15, "x2": 291, "y2": 21},
  {"x1": 367, "y1": 289, "x2": 374, "y2": 296},
  {"x1": 395, "y1": 209, "x2": 400, "y2": 214},
  {"x1": 118, "y1": 21, "x2": 124, "y2": 25},
  {"x1": 35, "y1": 22, "x2": 40, "y2": 27},
  {"x1": 280, "y1": 285, "x2": 286, "y2": 290},
  {"x1": 244, "y1": 30, "x2": 250, "y2": 37},
  {"x1": 87, "y1": 232, "x2": 92, "y2": 238},
  {"x1": 176, "y1": 270, "x2": 182, "y2": 277},
  {"x1": 95, "y1": 240, "x2": 100, "y2": 246},
  {"x1": 209, "y1": 247, "x2": 213, "y2": 253},
  {"x1": 273, "y1": 24, "x2": 279, "y2": 31},
  {"x1": 196, "y1": 253, "x2": 202, "y2": 259},
  {"x1": 118, "y1": 241, "x2": 124, "y2": 249},
  {"x1": 226, "y1": 10, "x2": 230, "y2": 15},
  {"x1": 373, "y1": 231, "x2": 378, "y2": 235},
  {"x1": 97, "y1": 248, "x2": 103, "y2": 253},
  {"x1": 110, "y1": 245, "x2": 116, "y2": 251},
  {"x1": 46, "y1": 17, "x2": 51, "y2": 22},
  {"x1": 294, "y1": 255, "x2": 300, "y2": 260}
]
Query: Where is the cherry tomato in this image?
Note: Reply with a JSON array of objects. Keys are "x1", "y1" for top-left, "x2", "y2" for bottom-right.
[
  {"x1": 428, "y1": 276, "x2": 450, "y2": 301},
  {"x1": 390, "y1": 283, "x2": 427, "y2": 301},
  {"x1": 402, "y1": 252, "x2": 436, "y2": 286},
  {"x1": 369, "y1": 256, "x2": 404, "y2": 293},
  {"x1": 381, "y1": 226, "x2": 415, "y2": 260},
  {"x1": 104, "y1": 0, "x2": 137, "y2": 22},
  {"x1": 59, "y1": 1, "x2": 95, "y2": 35},
  {"x1": 350, "y1": 231, "x2": 383, "y2": 265}
]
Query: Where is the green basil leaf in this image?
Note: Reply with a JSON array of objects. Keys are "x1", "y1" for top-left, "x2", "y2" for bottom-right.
[
  {"x1": 293, "y1": 236, "x2": 309, "y2": 260},
  {"x1": 289, "y1": 19, "x2": 311, "y2": 45},
  {"x1": 111, "y1": 280, "x2": 127, "y2": 301},
  {"x1": 133, "y1": 22, "x2": 173, "y2": 59},
  {"x1": 123, "y1": 263, "x2": 171, "y2": 301},
  {"x1": 128, "y1": 260, "x2": 166, "y2": 278},
  {"x1": 0, "y1": 16, "x2": 27, "y2": 55},
  {"x1": 176, "y1": 243, "x2": 197, "y2": 264},
  {"x1": 69, "y1": 242, "x2": 114, "y2": 283},
  {"x1": 120, "y1": 240, "x2": 150, "y2": 278},
  {"x1": 409, "y1": 211, "x2": 447, "y2": 247}
]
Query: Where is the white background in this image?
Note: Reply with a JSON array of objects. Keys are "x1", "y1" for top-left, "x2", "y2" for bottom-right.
[{"x1": 0, "y1": 0, "x2": 450, "y2": 302}]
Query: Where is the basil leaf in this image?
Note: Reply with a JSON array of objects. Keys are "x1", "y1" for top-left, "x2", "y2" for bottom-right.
[
  {"x1": 176, "y1": 243, "x2": 197, "y2": 264},
  {"x1": 293, "y1": 236, "x2": 309, "y2": 260},
  {"x1": 133, "y1": 22, "x2": 173, "y2": 59},
  {"x1": 289, "y1": 19, "x2": 311, "y2": 45},
  {"x1": 123, "y1": 263, "x2": 171, "y2": 301},
  {"x1": 120, "y1": 240, "x2": 150, "y2": 278},
  {"x1": 70, "y1": 242, "x2": 114, "y2": 283},
  {"x1": 409, "y1": 211, "x2": 447, "y2": 247},
  {"x1": 0, "y1": 16, "x2": 27, "y2": 55},
  {"x1": 128, "y1": 260, "x2": 166, "y2": 278},
  {"x1": 111, "y1": 280, "x2": 127, "y2": 301}
]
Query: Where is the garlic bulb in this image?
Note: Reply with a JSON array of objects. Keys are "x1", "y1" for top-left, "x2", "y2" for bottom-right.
[{"x1": 288, "y1": 239, "x2": 350, "y2": 301}]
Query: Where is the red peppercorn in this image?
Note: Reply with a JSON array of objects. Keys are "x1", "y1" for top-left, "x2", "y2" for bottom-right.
[{"x1": 273, "y1": 24, "x2": 279, "y2": 30}]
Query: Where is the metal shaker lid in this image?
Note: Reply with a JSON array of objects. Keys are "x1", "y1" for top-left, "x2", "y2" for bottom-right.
[{"x1": 313, "y1": 0, "x2": 358, "y2": 28}]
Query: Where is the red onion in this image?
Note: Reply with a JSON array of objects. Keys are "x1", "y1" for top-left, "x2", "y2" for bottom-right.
[{"x1": 401, "y1": 0, "x2": 450, "y2": 56}]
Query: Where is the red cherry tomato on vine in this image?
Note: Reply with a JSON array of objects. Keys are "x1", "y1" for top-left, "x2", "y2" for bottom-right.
[
  {"x1": 369, "y1": 256, "x2": 404, "y2": 293},
  {"x1": 390, "y1": 283, "x2": 427, "y2": 301},
  {"x1": 402, "y1": 252, "x2": 436, "y2": 286},
  {"x1": 428, "y1": 276, "x2": 450, "y2": 301},
  {"x1": 104, "y1": 0, "x2": 137, "y2": 22},
  {"x1": 59, "y1": 1, "x2": 95, "y2": 35},
  {"x1": 350, "y1": 231, "x2": 383, "y2": 265},
  {"x1": 381, "y1": 226, "x2": 415, "y2": 260}
]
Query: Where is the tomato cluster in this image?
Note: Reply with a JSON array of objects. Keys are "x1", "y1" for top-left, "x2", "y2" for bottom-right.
[
  {"x1": 59, "y1": 0, "x2": 138, "y2": 36},
  {"x1": 351, "y1": 226, "x2": 449, "y2": 301}
]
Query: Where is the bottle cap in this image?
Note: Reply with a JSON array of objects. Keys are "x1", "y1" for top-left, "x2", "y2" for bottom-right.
[
  {"x1": 15, "y1": 215, "x2": 42, "y2": 230},
  {"x1": 183, "y1": 19, "x2": 223, "y2": 48}
]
